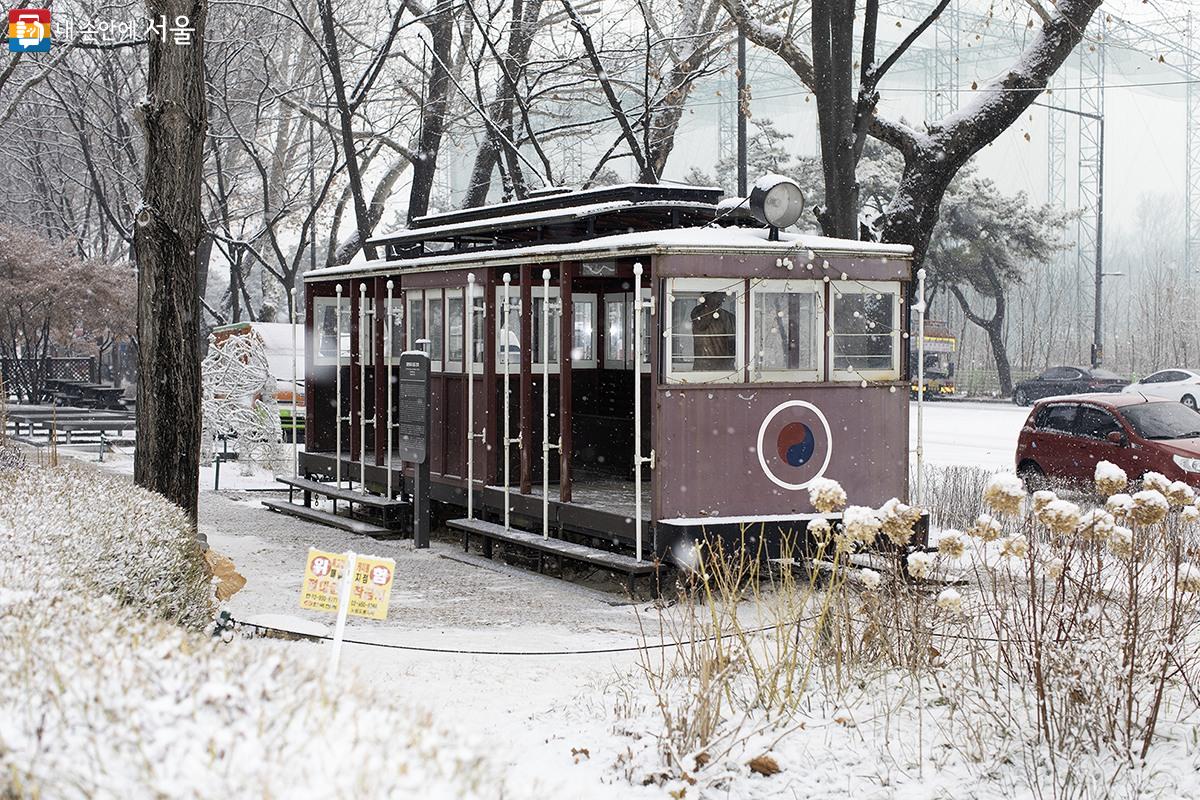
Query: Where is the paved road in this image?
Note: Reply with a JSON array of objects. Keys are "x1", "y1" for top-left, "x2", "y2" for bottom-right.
[{"x1": 910, "y1": 399, "x2": 1030, "y2": 472}]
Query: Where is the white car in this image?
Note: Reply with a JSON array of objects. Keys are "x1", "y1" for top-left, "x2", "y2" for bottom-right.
[{"x1": 1123, "y1": 369, "x2": 1200, "y2": 410}]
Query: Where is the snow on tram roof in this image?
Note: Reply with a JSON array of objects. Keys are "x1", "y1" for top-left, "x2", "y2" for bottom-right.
[{"x1": 306, "y1": 225, "x2": 913, "y2": 282}]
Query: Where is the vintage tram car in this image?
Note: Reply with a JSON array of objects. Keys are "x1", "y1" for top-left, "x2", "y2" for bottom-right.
[{"x1": 274, "y1": 183, "x2": 917, "y2": 568}]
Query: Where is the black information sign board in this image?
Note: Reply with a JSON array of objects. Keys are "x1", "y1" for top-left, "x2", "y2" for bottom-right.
[{"x1": 396, "y1": 353, "x2": 430, "y2": 464}]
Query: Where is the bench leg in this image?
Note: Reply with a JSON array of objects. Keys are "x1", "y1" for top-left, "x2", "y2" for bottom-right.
[
  {"x1": 627, "y1": 573, "x2": 636, "y2": 597},
  {"x1": 537, "y1": 552, "x2": 544, "y2": 574},
  {"x1": 462, "y1": 531, "x2": 469, "y2": 552}
]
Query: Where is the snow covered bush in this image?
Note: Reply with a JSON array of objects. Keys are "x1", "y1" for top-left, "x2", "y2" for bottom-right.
[
  {"x1": 0, "y1": 464, "x2": 213, "y2": 628},
  {"x1": 0, "y1": 464, "x2": 503, "y2": 798}
]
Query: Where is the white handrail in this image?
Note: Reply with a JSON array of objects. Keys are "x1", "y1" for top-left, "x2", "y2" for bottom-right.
[
  {"x1": 632, "y1": 262, "x2": 648, "y2": 562},
  {"x1": 915, "y1": 267, "x2": 927, "y2": 505},
  {"x1": 466, "y1": 273, "x2": 476, "y2": 520},
  {"x1": 359, "y1": 282, "x2": 368, "y2": 494},
  {"x1": 290, "y1": 287, "x2": 298, "y2": 479},
  {"x1": 541, "y1": 268, "x2": 551, "y2": 540},
  {"x1": 502, "y1": 272, "x2": 512, "y2": 530},
  {"x1": 386, "y1": 280, "x2": 394, "y2": 499},
  {"x1": 335, "y1": 283, "x2": 343, "y2": 489}
]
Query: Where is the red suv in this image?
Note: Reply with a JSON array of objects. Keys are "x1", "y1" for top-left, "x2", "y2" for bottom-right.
[{"x1": 1016, "y1": 393, "x2": 1200, "y2": 488}]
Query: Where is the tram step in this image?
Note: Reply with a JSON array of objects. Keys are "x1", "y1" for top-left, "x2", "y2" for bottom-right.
[
  {"x1": 447, "y1": 518, "x2": 657, "y2": 576},
  {"x1": 262, "y1": 499, "x2": 401, "y2": 537},
  {"x1": 275, "y1": 476, "x2": 410, "y2": 509}
]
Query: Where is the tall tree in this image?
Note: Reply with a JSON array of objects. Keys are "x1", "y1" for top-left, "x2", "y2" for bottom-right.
[
  {"x1": 725, "y1": 0, "x2": 1101, "y2": 264},
  {"x1": 134, "y1": 0, "x2": 208, "y2": 521}
]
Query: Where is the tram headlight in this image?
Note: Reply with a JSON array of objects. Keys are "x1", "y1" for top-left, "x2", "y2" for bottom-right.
[{"x1": 749, "y1": 174, "x2": 805, "y2": 233}]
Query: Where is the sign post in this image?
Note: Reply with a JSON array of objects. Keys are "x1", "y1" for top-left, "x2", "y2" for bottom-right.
[
  {"x1": 397, "y1": 351, "x2": 431, "y2": 548},
  {"x1": 300, "y1": 548, "x2": 396, "y2": 678}
]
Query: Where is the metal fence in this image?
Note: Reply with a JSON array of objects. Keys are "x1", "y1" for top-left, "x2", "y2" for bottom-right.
[{"x1": 1, "y1": 357, "x2": 97, "y2": 402}]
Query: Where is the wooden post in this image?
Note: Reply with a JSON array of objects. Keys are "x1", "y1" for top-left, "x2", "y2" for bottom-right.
[
  {"x1": 519, "y1": 262, "x2": 533, "y2": 495},
  {"x1": 559, "y1": 261, "x2": 573, "y2": 503}
]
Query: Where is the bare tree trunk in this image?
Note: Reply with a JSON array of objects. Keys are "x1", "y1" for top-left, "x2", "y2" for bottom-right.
[
  {"x1": 134, "y1": 0, "x2": 207, "y2": 522},
  {"x1": 407, "y1": 6, "x2": 454, "y2": 221},
  {"x1": 949, "y1": 282, "x2": 1013, "y2": 396}
]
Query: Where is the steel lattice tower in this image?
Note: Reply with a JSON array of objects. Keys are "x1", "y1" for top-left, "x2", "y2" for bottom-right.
[
  {"x1": 1186, "y1": 13, "x2": 1200, "y2": 293},
  {"x1": 1076, "y1": 17, "x2": 1105, "y2": 362},
  {"x1": 925, "y1": 0, "x2": 960, "y2": 123}
]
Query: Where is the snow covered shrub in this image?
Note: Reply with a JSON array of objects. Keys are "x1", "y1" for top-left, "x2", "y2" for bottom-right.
[
  {"x1": 0, "y1": 591, "x2": 498, "y2": 798},
  {"x1": 0, "y1": 464, "x2": 213, "y2": 628}
]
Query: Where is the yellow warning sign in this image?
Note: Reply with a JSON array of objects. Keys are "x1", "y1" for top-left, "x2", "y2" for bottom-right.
[{"x1": 299, "y1": 548, "x2": 395, "y2": 621}]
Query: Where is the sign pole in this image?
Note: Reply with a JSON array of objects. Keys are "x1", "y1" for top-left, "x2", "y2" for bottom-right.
[
  {"x1": 398, "y1": 351, "x2": 431, "y2": 548},
  {"x1": 328, "y1": 550, "x2": 357, "y2": 680}
]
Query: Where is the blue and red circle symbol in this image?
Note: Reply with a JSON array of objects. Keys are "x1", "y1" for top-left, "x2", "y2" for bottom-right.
[
  {"x1": 756, "y1": 401, "x2": 833, "y2": 490},
  {"x1": 777, "y1": 422, "x2": 816, "y2": 467}
]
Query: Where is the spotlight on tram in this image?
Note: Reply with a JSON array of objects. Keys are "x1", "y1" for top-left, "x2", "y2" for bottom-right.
[{"x1": 748, "y1": 174, "x2": 804, "y2": 240}]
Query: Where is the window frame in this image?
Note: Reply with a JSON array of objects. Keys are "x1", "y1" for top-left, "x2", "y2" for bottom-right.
[
  {"x1": 568, "y1": 292, "x2": 599, "y2": 369},
  {"x1": 425, "y1": 288, "x2": 444, "y2": 372},
  {"x1": 602, "y1": 291, "x2": 650, "y2": 373},
  {"x1": 829, "y1": 280, "x2": 902, "y2": 383},
  {"x1": 468, "y1": 280, "x2": 485, "y2": 375},
  {"x1": 445, "y1": 287, "x2": 465, "y2": 374},
  {"x1": 748, "y1": 278, "x2": 824, "y2": 383},
  {"x1": 664, "y1": 277, "x2": 745, "y2": 384},
  {"x1": 312, "y1": 296, "x2": 351, "y2": 366}
]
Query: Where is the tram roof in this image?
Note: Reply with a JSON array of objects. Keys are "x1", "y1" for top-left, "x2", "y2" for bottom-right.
[{"x1": 306, "y1": 225, "x2": 914, "y2": 283}]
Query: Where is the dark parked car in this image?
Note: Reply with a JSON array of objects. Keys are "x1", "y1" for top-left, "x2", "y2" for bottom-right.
[
  {"x1": 1012, "y1": 366, "x2": 1128, "y2": 406},
  {"x1": 1015, "y1": 393, "x2": 1200, "y2": 489}
]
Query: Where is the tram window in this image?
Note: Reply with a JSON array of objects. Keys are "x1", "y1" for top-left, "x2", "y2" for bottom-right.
[
  {"x1": 426, "y1": 289, "x2": 444, "y2": 370},
  {"x1": 749, "y1": 280, "x2": 822, "y2": 382},
  {"x1": 312, "y1": 297, "x2": 351, "y2": 365},
  {"x1": 571, "y1": 295, "x2": 597, "y2": 368},
  {"x1": 406, "y1": 291, "x2": 424, "y2": 357},
  {"x1": 495, "y1": 289, "x2": 521, "y2": 366},
  {"x1": 830, "y1": 282, "x2": 901, "y2": 381},
  {"x1": 469, "y1": 286, "x2": 485, "y2": 373},
  {"x1": 665, "y1": 278, "x2": 744, "y2": 383},
  {"x1": 604, "y1": 296, "x2": 626, "y2": 365},
  {"x1": 532, "y1": 294, "x2": 561, "y2": 365},
  {"x1": 357, "y1": 301, "x2": 374, "y2": 367},
  {"x1": 384, "y1": 298, "x2": 404, "y2": 365},
  {"x1": 446, "y1": 292, "x2": 464, "y2": 372}
]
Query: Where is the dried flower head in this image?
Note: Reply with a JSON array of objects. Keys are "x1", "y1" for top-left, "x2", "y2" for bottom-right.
[
  {"x1": 858, "y1": 568, "x2": 881, "y2": 591},
  {"x1": 1047, "y1": 557, "x2": 1065, "y2": 580},
  {"x1": 906, "y1": 551, "x2": 935, "y2": 580},
  {"x1": 1106, "y1": 493, "x2": 1134, "y2": 522},
  {"x1": 1143, "y1": 472, "x2": 1172, "y2": 494},
  {"x1": 1000, "y1": 534, "x2": 1029, "y2": 560},
  {"x1": 937, "y1": 529, "x2": 966, "y2": 559},
  {"x1": 983, "y1": 473, "x2": 1025, "y2": 516},
  {"x1": 1036, "y1": 499, "x2": 1081, "y2": 533},
  {"x1": 1178, "y1": 563, "x2": 1200, "y2": 594},
  {"x1": 935, "y1": 587, "x2": 963, "y2": 615},
  {"x1": 841, "y1": 505, "x2": 882, "y2": 549},
  {"x1": 967, "y1": 513, "x2": 1003, "y2": 542},
  {"x1": 879, "y1": 498, "x2": 922, "y2": 547},
  {"x1": 1076, "y1": 509, "x2": 1116, "y2": 543},
  {"x1": 1166, "y1": 481, "x2": 1196, "y2": 508},
  {"x1": 1130, "y1": 489, "x2": 1169, "y2": 526},
  {"x1": 1182, "y1": 505, "x2": 1200, "y2": 525},
  {"x1": 1108, "y1": 525, "x2": 1134, "y2": 559},
  {"x1": 808, "y1": 477, "x2": 847, "y2": 513},
  {"x1": 1095, "y1": 460, "x2": 1128, "y2": 496},
  {"x1": 1031, "y1": 490, "x2": 1058, "y2": 514}
]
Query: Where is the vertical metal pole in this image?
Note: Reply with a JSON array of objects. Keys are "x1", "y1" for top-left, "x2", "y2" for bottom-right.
[
  {"x1": 290, "y1": 287, "x2": 299, "y2": 479},
  {"x1": 386, "y1": 280, "x2": 394, "y2": 498},
  {"x1": 736, "y1": 27, "x2": 748, "y2": 197},
  {"x1": 359, "y1": 282, "x2": 368, "y2": 494},
  {"x1": 466, "y1": 273, "x2": 476, "y2": 520},
  {"x1": 632, "y1": 262, "x2": 645, "y2": 562},
  {"x1": 541, "y1": 268, "x2": 551, "y2": 540},
  {"x1": 335, "y1": 284, "x2": 343, "y2": 489},
  {"x1": 915, "y1": 268, "x2": 927, "y2": 505},
  {"x1": 1092, "y1": 115, "x2": 1105, "y2": 368},
  {"x1": 502, "y1": 272, "x2": 512, "y2": 530}
]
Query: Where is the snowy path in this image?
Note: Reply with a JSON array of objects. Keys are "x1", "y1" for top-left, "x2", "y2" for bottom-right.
[{"x1": 910, "y1": 399, "x2": 1029, "y2": 472}]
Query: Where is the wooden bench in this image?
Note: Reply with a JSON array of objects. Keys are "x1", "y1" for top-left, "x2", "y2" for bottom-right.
[
  {"x1": 262, "y1": 499, "x2": 395, "y2": 536},
  {"x1": 447, "y1": 517, "x2": 659, "y2": 596},
  {"x1": 262, "y1": 475, "x2": 411, "y2": 538}
]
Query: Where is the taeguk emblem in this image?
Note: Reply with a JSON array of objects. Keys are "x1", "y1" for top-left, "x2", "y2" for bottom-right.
[{"x1": 756, "y1": 400, "x2": 832, "y2": 490}]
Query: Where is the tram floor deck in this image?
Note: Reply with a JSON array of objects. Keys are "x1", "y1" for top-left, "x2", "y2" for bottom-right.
[{"x1": 516, "y1": 476, "x2": 652, "y2": 521}]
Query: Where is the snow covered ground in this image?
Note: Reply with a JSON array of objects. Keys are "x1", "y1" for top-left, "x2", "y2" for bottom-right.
[{"x1": 49, "y1": 400, "x2": 1197, "y2": 798}]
